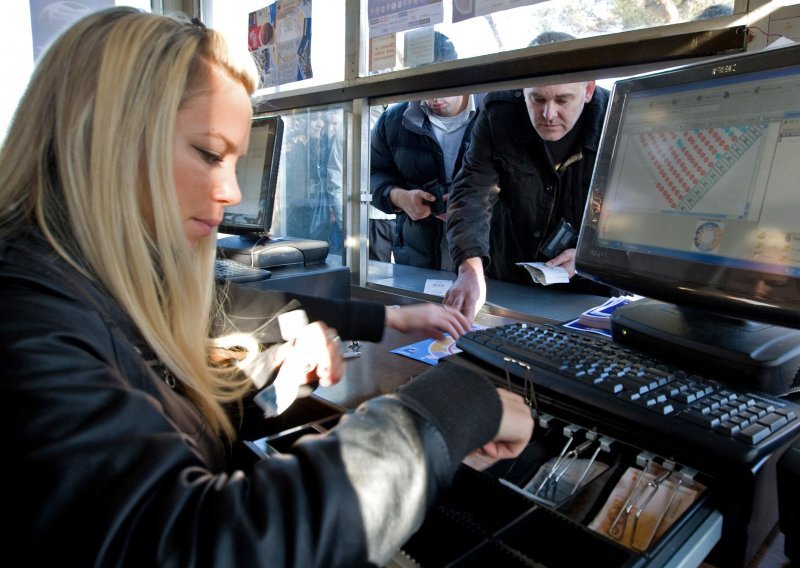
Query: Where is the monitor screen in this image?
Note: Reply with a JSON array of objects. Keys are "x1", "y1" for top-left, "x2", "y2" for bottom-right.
[
  {"x1": 219, "y1": 115, "x2": 284, "y2": 237},
  {"x1": 576, "y1": 44, "x2": 800, "y2": 329}
]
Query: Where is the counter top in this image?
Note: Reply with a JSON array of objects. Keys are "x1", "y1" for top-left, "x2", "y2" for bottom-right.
[{"x1": 367, "y1": 259, "x2": 609, "y2": 324}]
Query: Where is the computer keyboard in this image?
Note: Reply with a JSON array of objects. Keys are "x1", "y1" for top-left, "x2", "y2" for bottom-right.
[
  {"x1": 214, "y1": 258, "x2": 271, "y2": 283},
  {"x1": 456, "y1": 322, "x2": 800, "y2": 464}
]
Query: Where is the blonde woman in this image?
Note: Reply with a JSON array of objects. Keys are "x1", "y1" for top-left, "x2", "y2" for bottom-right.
[{"x1": 0, "y1": 8, "x2": 533, "y2": 567}]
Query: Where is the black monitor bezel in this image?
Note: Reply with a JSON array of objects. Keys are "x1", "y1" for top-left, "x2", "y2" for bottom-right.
[
  {"x1": 219, "y1": 115, "x2": 284, "y2": 236},
  {"x1": 575, "y1": 44, "x2": 800, "y2": 328}
]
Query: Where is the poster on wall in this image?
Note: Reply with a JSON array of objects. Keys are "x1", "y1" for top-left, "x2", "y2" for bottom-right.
[
  {"x1": 369, "y1": 33, "x2": 397, "y2": 72},
  {"x1": 368, "y1": 0, "x2": 443, "y2": 38},
  {"x1": 30, "y1": 0, "x2": 114, "y2": 61},
  {"x1": 452, "y1": 0, "x2": 549, "y2": 23},
  {"x1": 248, "y1": 0, "x2": 313, "y2": 89}
]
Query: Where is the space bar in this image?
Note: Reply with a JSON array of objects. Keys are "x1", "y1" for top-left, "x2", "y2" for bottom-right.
[{"x1": 496, "y1": 345, "x2": 559, "y2": 370}]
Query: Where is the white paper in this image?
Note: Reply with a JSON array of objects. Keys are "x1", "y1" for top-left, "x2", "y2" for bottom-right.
[
  {"x1": 369, "y1": 33, "x2": 397, "y2": 71},
  {"x1": 368, "y1": 0, "x2": 443, "y2": 38},
  {"x1": 423, "y1": 278, "x2": 453, "y2": 296},
  {"x1": 404, "y1": 27, "x2": 435, "y2": 67},
  {"x1": 516, "y1": 262, "x2": 570, "y2": 285}
]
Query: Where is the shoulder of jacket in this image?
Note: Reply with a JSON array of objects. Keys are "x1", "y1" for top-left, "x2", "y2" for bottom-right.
[
  {"x1": 375, "y1": 102, "x2": 409, "y2": 128},
  {"x1": 592, "y1": 85, "x2": 611, "y2": 105},
  {"x1": 384, "y1": 101, "x2": 410, "y2": 119},
  {"x1": 483, "y1": 89, "x2": 524, "y2": 106}
]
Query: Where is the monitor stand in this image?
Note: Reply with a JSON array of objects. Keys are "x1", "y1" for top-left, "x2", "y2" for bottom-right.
[
  {"x1": 217, "y1": 234, "x2": 329, "y2": 269},
  {"x1": 610, "y1": 299, "x2": 800, "y2": 396}
]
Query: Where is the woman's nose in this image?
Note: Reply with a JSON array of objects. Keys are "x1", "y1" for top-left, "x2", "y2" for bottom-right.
[{"x1": 213, "y1": 174, "x2": 241, "y2": 206}]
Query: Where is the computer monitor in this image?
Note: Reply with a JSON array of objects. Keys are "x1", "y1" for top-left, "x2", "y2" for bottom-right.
[
  {"x1": 218, "y1": 115, "x2": 284, "y2": 241},
  {"x1": 575, "y1": 43, "x2": 800, "y2": 394}
]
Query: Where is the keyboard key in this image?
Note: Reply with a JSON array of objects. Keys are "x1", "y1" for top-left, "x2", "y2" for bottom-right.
[
  {"x1": 735, "y1": 423, "x2": 771, "y2": 444},
  {"x1": 759, "y1": 413, "x2": 789, "y2": 432},
  {"x1": 716, "y1": 421, "x2": 741, "y2": 436}
]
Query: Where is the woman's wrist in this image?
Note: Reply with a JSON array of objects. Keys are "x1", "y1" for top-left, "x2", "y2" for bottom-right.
[{"x1": 384, "y1": 304, "x2": 401, "y2": 329}]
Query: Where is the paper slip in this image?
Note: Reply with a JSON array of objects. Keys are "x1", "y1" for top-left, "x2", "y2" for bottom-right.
[
  {"x1": 517, "y1": 262, "x2": 570, "y2": 285},
  {"x1": 588, "y1": 465, "x2": 705, "y2": 552},
  {"x1": 424, "y1": 279, "x2": 453, "y2": 296}
]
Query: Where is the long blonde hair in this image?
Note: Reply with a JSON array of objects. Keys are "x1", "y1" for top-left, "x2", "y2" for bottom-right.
[{"x1": 0, "y1": 7, "x2": 258, "y2": 439}]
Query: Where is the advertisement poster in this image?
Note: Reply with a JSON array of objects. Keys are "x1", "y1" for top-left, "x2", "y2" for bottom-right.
[
  {"x1": 248, "y1": 0, "x2": 313, "y2": 89},
  {"x1": 453, "y1": 0, "x2": 549, "y2": 23},
  {"x1": 30, "y1": 0, "x2": 114, "y2": 60},
  {"x1": 368, "y1": 0, "x2": 443, "y2": 38},
  {"x1": 369, "y1": 33, "x2": 397, "y2": 71}
]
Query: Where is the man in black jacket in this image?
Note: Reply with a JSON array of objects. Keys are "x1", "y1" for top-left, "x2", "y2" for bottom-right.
[{"x1": 444, "y1": 80, "x2": 612, "y2": 320}]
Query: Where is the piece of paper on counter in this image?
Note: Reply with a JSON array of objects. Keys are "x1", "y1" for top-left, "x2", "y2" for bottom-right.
[{"x1": 424, "y1": 279, "x2": 453, "y2": 296}]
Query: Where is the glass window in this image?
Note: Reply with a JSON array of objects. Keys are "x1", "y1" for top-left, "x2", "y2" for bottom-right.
[
  {"x1": 270, "y1": 107, "x2": 349, "y2": 258},
  {"x1": 1, "y1": 1, "x2": 151, "y2": 141},
  {"x1": 365, "y1": 0, "x2": 735, "y2": 75},
  {"x1": 364, "y1": 76, "x2": 623, "y2": 287}
]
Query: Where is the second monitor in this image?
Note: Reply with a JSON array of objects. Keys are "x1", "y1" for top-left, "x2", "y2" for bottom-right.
[{"x1": 218, "y1": 115, "x2": 329, "y2": 268}]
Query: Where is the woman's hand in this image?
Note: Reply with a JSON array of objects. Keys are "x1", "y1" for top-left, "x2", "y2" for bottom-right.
[
  {"x1": 385, "y1": 303, "x2": 471, "y2": 340},
  {"x1": 475, "y1": 388, "x2": 534, "y2": 460},
  {"x1": 273, "y1": 321, "x2": 344, "y2": 388}
]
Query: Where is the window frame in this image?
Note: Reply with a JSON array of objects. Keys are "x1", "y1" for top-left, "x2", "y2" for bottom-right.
[{"x1": 202, "y1": 0, "x2": 759, "y2": 293}]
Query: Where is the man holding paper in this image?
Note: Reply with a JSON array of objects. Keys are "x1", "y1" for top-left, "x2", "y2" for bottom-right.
[{"x1": 444, "y1": 78, "x2": 614, "y2": 320}]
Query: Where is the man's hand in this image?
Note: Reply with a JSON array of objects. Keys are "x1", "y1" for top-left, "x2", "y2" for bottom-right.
[
  {"x1": 544, "y1": 247, "x2": 577, "y2": 277},
  {"x1": 389, "y1": 186, "x2": 437, "y2": 221},
  {"x1": 443, "y1": 257, "x2": 486, "y2": 323}
]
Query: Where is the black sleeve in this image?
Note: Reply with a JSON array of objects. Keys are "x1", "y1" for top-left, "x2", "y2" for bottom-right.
[
  {"x1": 218, "y1": 284, "x2": 386, "y2": 342},
  {"x1": 370, "y1": 111, "x2": 404, "y2": 214},
  {"x1": 446, "y1": 107, "x2": 500, "y2": 270}
]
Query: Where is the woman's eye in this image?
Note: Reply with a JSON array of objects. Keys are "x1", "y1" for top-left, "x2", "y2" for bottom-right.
[{"x1": 196, "y1": 147, "x2": 222, "y2": 164}]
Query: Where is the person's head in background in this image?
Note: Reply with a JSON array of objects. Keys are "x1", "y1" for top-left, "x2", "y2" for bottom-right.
[
  {"x1": 695, "y1": 3, "x2": 733, "y2": 20},
  {"x1": 422, "y1": 31, "x2": 468, "y2": 117},
  {"x1": 309, "y1": 113, "x2": 325, "y2": 139},
  {"x1": 323, "y1": 109, "x2": 342, "y2": 136},
  {"x1": 434, "y1": 30, "x2": 458, "y2": 63},
  {"x1": 0, "y1": 7, "x2": 259, "y2": 438},
  {"x1": 522, "y1": 31, "x2": 594, "y2": 142},
  {"x1": 528, "y1": 30, "x2": 576, "y2": 47}
]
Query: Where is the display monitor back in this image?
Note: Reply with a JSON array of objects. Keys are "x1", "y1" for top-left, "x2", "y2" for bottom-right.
[
  {"x1": 576, "y1": 44, "x2": 800, "y2": 329},
  {"x1": 219, "y1": 115, "x2": 284, "y2": 237}
]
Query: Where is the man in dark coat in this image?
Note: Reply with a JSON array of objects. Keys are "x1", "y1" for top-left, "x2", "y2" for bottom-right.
[
  {"x1": 370, "y1": 92, "x2": 481, "y2": 269},
  {"x1": 444, "y1": 80, "x2": 612, "y2": 320}
]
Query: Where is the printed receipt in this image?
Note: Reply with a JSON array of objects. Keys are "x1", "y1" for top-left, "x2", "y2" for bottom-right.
[{"x1": 516, "y1": 262, "x2": 570, "y2": 285}]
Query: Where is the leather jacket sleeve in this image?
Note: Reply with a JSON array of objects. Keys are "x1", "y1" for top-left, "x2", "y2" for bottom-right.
[
  {"x1": 1, "y1": 240, "x2": 502, "y2": 567},
  {"x1": 217, "y1": 283, "x2": 386, "y2": 342}
]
